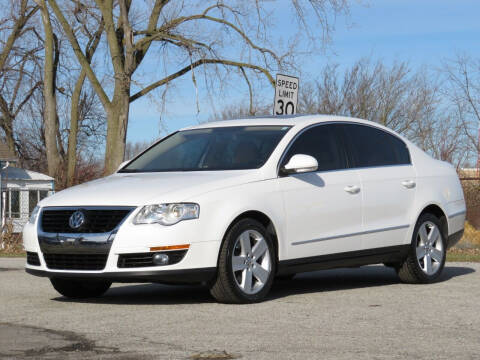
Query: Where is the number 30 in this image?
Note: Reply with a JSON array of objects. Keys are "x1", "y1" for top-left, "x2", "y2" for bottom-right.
[{"x1": 275, "y1": 100, "x2": 295, "y2": 115}]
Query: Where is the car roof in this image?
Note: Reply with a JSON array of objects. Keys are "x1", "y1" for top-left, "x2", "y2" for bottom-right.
[{"x1": 181, "y1": 114, "x2": 384, "y2": 131}]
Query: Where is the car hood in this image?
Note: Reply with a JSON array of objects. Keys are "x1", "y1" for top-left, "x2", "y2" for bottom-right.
[{"x1": 40, "y1": 170, "x2": 265, "y2": 207}]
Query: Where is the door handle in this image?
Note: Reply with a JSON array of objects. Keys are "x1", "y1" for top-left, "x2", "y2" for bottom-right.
[
  {"x1": 344, "y1": 185, "x2": 360, "y2": 194},
  {"x1": 401, "y1": 180, "x2": 416, "y2": 189}
]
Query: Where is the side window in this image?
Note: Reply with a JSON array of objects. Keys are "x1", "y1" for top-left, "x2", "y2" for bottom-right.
[
  {"x1": 390, "y1": 135, "x2": 411, "y2": 164},
  {"x1": 342, "y1": 124, "x2": 410, "y2": 168},
  {"x1": 282, "y1": 124, "x2": 347, "y2": 172},
  {"x1": 28, "y1": 191, "x2": 37, "y2": 215},
  {"x1": 6, "y1": 190, "x2": 20, "y2": 218}
]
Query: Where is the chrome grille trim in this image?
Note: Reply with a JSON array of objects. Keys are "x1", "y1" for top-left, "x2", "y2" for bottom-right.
[{"x1": 39, "y1": 206, "x2": 135, "y2": 234}]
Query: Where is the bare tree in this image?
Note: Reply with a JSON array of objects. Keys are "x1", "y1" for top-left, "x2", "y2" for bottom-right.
[
  {"x1": 0, "y1": 0, "x2": 40, "y2": 153},
  {"x1": 0, "y1": 51, "x2": 41, "y2": 154},
  {"x1": 209, "y1": 100, "x2": 270, "y2": 121},
  {"x1": 46, "y1": 0, "x2": 350, "y2": 174},
  {"x1": 299, "y1": 59, "x2": 438, "y2": 136},
  {"x1": 442, "y1": 54, "x2": 480, "y2": 166},
  {"x1": 27, "y1": 0, "x2": 107, "y2": 185},
  {"x1": 16, "y1": 79, "x2": 106, "y2": 188},
  {"x1": 0, "y1": 0, "x2": 39, "y2": 70},
  {"x1": 298, "y1": 58, "x2": 474, "y2": 167},
  {"x1": 417, "y1": 112, "x2": 471, "y2": 168},
  {"x1": 65, "y1": 2, "x2": 104, "y2": 186},
  {"x1": 34, "y1": 0, "x2": 63, "y2": 178}
]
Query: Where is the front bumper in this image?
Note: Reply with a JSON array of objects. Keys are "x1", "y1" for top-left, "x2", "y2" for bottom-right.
[
  {"x1": 25, "y1": 267, "x2": 216, "y2": 284},
  {"x1": 23, "y1": 210, "x2": 222, "y2": 284}
]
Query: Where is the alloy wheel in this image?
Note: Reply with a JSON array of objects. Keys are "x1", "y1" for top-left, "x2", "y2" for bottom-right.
[
  {"x1": 231, "y1": 229, "x2": 271, "y2": 295},
  {"x1": 415, "y1": 221, "x2": 444, "y2": 276}
]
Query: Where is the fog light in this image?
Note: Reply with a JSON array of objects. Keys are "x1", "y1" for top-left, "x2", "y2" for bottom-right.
[{"x1": 152, "y1": 253, "x2": 169, "y2": 265}]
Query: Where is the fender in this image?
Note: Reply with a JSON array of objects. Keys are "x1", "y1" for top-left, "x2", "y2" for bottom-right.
[{"x1": 190, "y1": 179, "x2": 287, "y2": 260}]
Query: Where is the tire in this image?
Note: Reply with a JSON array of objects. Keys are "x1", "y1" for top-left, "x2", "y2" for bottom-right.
[
  {"x1": 397, "y1": 213, "x2": 447, "y2": 284},
  {"x1": 50, "y1": 278, "x2": 112, "y2": 299},
  {"x1": 210, "y1": 218, "x2": 276, "y2": 303}
]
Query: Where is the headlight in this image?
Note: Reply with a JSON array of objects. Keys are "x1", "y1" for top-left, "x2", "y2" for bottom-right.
[
  {"x1": 133, "y1": 203, "x2": 200, "y2": 226},
  {"x1": 29, "y1": 206, "x2": 40, "y2": 224}
]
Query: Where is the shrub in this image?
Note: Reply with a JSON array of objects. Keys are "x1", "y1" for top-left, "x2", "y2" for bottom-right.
[{"x1": 0, "y1": 222, "x2": 23, "y2": 254}]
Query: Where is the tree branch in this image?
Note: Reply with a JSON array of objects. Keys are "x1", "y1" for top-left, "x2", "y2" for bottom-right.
[
  {"x1": 240, "y1": 67, "x2": 255, "y2": 116},
  {"x1": 14, "y1": 81, "x2": 41, "y2": 117},
  {"x1": 48, "y1": 0, "x2": 110, "y2": 107},
  {"x1": 135, "y1": 6, "x2": 280, "y2": 65},
  {"x1": 0, "y1": 0, "x2": 39, "y2": 71},
  {"x1": 94, "y1": 0, "x2": 125, "y2": 78},
  {"x1": 130, "y1": 58, "x2": 274, "y2": 102},
  {"x1": 156, "y1": 32, "x2": 214, "y2": 53},
  {"x1": 9, "y1": 58, "x2": 27, "y2": 111},
  {"x1": 132, "y1": 0, "x2": 171, "y2": 70}
]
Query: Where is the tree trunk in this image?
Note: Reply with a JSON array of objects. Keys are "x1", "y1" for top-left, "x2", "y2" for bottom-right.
[
  {"x1": 66, "y1": 70, "x2": 86, "y2": 186},
  {"x1": 104, "y1": 86, "x2": 130, "y2": 175},
  {"x1": 0, "y1": 111, "x2": 16, "y2": 155},
  {"x1": 0, "y1": 97, "x2": 17, "y2": 155},
  {"x1": 38, "y1": 1, "x2": 62, "y2": 178},
  {"x1": 3, "y1": 117, "x2": 16, "y2": 155}
]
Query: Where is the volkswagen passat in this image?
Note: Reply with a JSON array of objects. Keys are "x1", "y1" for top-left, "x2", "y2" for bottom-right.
[{"x1": 24, "y1": 115, "x2": 466, "y2": 303}]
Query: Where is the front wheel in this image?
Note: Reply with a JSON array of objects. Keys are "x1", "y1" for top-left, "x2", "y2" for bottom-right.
[
  {"x1": 210, "y1": 218, "x2": 276, "y2": 303},
  {"x1": 50, "y1": 278, "x2": 112, "y2": 299},
  {"x1": 397, "y1": 213, "x2": 446, "y2": 283}
]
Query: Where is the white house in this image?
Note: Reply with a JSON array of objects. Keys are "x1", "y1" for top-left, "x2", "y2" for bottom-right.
[{"x1": 0, "y1": 143, "x2": 54, "y2": 232}]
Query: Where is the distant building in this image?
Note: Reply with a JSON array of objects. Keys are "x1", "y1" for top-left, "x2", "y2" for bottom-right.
[{"x1": 0, "y1": 142, "x2": 54, "y2": 232}]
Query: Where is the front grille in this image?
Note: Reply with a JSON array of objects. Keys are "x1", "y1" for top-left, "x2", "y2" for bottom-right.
[
  {"x1": 44, "y1": 253, "x2": 108, "y2": 270},
  {"x1": 41, "y1": 208, "x2": 133, "y2": 233},
  {"x1": 118, "y1": 251, "x2": 187, "y2": 268},
  {"x1": 26, "y1": 252, "x2": 41, "y2": 266}
]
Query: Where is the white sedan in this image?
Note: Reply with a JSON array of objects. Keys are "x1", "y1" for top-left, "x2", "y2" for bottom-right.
[{"x1": 23, "y1": 115, "x2": 466, "y2": 303}]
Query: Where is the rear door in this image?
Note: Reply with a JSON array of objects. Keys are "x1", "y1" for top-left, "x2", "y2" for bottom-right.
[
  {"x1": 341, "y1": 123, "x2": 416, "y2": 249},
  {"x1": 278, "y1": 124, "x2": 363, "y2": 260}
]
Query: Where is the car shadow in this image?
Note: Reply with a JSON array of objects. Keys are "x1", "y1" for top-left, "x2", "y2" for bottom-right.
[
  {"x1": 52, "y1": 264, "x2": 475, "y2": 305},
  {"x1": 53, "y1": 282, "x2": 214, "y2": 305},
  {"x1": 267, "y1": 264, "x2": 475, "y2": 301}
]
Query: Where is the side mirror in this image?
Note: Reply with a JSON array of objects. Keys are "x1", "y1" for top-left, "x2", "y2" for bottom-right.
[
  {"x1": 116, "y1": 160, "x2": 129, "y2": 172},
  {"x1": 281, "y1": 154, "x2": 318, "y2": 175}
]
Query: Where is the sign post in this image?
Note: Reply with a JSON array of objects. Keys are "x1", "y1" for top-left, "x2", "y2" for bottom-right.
[{"x1": 273, "y1": 74, "x2": 299, "y2": 116}]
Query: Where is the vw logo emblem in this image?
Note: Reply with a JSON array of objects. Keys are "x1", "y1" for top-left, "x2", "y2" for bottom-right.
[{"x1": 69, "y1": 210, "x2": 85, "y2": 229}]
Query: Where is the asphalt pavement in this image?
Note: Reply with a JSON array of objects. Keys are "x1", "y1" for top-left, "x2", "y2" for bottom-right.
[{"x1": 1, "y1": 258, "x2": 479, "y2": 359}]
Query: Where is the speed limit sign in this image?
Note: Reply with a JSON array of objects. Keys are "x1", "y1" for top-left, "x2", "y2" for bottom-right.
[{"x1": 273, "y1": 74, "x2": 299, "y2": 115}]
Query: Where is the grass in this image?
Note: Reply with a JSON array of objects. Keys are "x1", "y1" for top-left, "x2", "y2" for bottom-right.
[
  {"x1": 0, "y1": 251, "x2": 25, "y2": 258},
  {"x1": 447, "y1": 249, "x2": 480, "y2": 262},
  {"x1": 447, "y1": 221, "x2": 480, "y2": 262},
  {"x1": 461, "y1": 221, "x2": 480, "y2": 246}
]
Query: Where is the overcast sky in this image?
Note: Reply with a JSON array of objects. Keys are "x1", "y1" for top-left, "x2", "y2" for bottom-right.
[{"x1": 127, "y1": 0, "x2": 480, "y2": 145}]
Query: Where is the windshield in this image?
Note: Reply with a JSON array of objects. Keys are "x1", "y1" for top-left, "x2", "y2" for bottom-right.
[{"x1": 120, "y1": 126, "x2": 291, "y2": 172}]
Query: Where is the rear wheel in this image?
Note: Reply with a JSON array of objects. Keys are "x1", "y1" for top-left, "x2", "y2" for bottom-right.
[
  {"x1": 210, "y1": 218, "x2": 276, "y2": 303},
  {"x1": 397, "y1": 213, "x2": 446, "y2": 283},
  {"x1": 50, "y1": 278, "x2": 112, "y2": 299}
]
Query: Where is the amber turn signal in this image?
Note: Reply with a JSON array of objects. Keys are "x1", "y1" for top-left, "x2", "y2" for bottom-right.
[{"x1": 149, "y1": 244, "x2": 190, "y2": 252}]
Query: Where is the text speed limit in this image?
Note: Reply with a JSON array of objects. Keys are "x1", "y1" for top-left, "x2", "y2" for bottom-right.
[{"x1": 273, "y1": 74, "x2": 299, "y2": 116}]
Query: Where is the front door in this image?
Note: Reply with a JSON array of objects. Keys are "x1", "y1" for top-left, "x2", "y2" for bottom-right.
[{"x1": 278, "y1": 124, "x2": 364, "y2": 260}]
